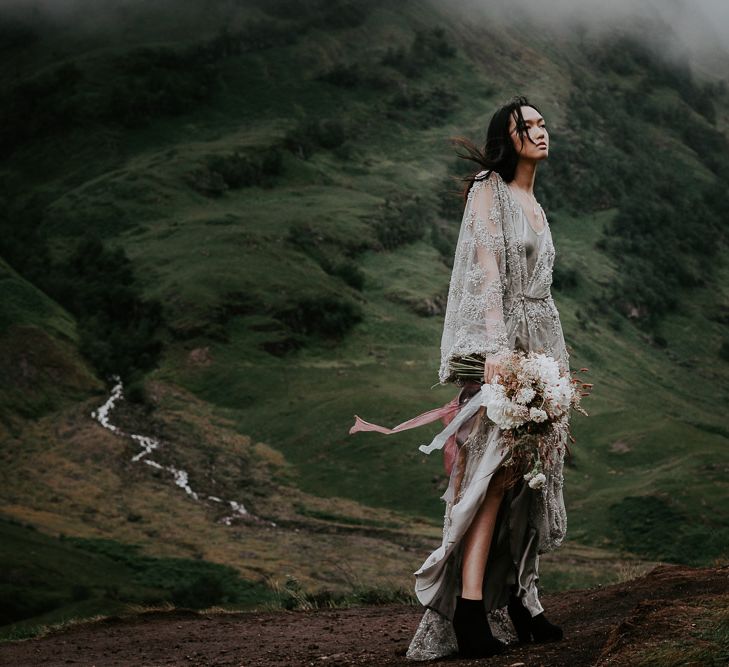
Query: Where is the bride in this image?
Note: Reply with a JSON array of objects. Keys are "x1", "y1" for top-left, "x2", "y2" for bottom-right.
[
  {"x1": 404, "y1": 95, "x2": 571, "y2": 660},
  {"x1": 349, "y1": 95, "x2": 571, "y2": 660}
]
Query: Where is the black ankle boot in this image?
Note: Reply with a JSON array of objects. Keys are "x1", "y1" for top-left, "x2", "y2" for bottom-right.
[
  {"x1": 507, "y1": 590, "x2": 533, "y2": 643},
  {"x1": 452, "y1": 595, "x2": 506, "y2": 658},
  {"x1": 507, "y1": 589, "x2": 564, "y2": 643},
  {"x1": 531, "y1": 611, "x2": 564, "y2": 642}
]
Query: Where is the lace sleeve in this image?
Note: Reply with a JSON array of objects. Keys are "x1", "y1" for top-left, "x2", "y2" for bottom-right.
[{"x1": 438, "y1": 170, "x2": 510, "y2": 384}]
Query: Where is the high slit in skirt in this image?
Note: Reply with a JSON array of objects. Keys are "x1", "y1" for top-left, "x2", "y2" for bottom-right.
[{"x1": 405, "y1": 382, "x2": 545, "y2": 661}]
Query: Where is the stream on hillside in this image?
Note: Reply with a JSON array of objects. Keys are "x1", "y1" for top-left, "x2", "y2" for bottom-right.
[{"x1": 91, "y1": 375, "x2": 275, "y2": 527}]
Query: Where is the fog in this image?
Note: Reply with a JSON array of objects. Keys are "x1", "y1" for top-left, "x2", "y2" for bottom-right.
[
  {"x1": 1, "y1": 0, "x2": 727, "y2": 75},
  {"x1": 451, "y1": 0, "x2": 729, "y2": 73}
]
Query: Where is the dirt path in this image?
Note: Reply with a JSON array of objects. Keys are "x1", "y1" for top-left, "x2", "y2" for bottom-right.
[{"x1": 2, "y1": 564, "x2": 727, "y2": 666}]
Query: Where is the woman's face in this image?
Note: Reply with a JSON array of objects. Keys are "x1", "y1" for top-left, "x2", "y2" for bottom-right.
[{"x1": 508, "y1": 105, "x2": 548, "y2": 161}]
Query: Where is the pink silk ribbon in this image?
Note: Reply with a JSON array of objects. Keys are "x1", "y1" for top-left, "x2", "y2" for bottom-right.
[{"x1": 349, "y1": 395, "x2": 462, "y2": 476}]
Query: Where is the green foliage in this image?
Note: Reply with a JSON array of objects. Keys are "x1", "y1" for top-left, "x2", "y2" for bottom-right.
[
  {"x1": 552, "y1": 264, "x2": 580, "y2": 291},
  {"x1": 558, "y1": 35, "x2": 729, "y2": 332},
  {"x1": 102, "y1": 47, "x2": 219, "y2": 129},
  {"x1": 285, "y1": 221, "x2": 368, "y2": 291},
  {"x1": 62, "y1": 536, "x2": 261, "y2": 607},
  {"x1": 430, "y1": 221, "x2": 458, "y2": 266},
  {"x1": 315, "y1": 24, "x2": 455, "y2": 94},
  {"x1": 0, "y1": 17, "x2": 303, "y2": 157},
  {"x1": 0, "y1": 518, "x2": 274, "y2": 635},
  {"x1": 0, "y1": 194, "x2": 164, "y2": 385},
  {"x1": 373, "y1": 193, "x2": 434, "y2": 250},
  {"x1": 308, "y1": 0, "x2": 373, "y2": 30},
  {"x1": 609, "y1": 495, "x2": 729, "y2": 565},
  {"x1": 591, "y1": 35, "x2": 719, "y2": 124},
  {"x1": 0, "y1": 198, "x2": 52, "y2": 279},
  {"x1": 125, "y1": 375, "x2": 151, "y2": 406},
  {"x1": 187, "y1": 147, "x2": 284, "y2": 197},
  {"x1": 328, "y1": 260, "x2": 365, "y2": 291},
  {"x1": 438, "y1": 176, "x2": 468, "y2": 221},
  {"x1": 275, "y1": 295, "x2": 363, "y2": 341},
  {"x1": 316, "y1": 62, "x2": 397, "y2": 91},
  {"x1": 385, "y1": 84, "x2": 459, "y2": 128},
  {"x1": 273, "y1": 573, "x2": 412, "y2": 611},
  {"x1": 602, "y1": 167, "x2": 722, "y2": 328},
  {"x1": 39, "y1": 236, "x2": 165, "y2": 384},
  {"x1": 256, "y1": 0, "x2": 374, "y2": 29},
  {"x1": 381, "y1": 26, "x2": 456, "y2": 77},
  {"x1": 0, "y1": 50, "x2": 218, "y2": 156},
  {"x1": 201, "y1": 20, "x2": 298, "y2": 54},
  {"x1": 284, "y1": 117, "x2": 347, "y2": 159}
]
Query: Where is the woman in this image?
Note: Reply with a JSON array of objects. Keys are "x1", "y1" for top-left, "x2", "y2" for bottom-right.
[{"x1": 405, "y1": 96, "x2": 570, "y2": 660}]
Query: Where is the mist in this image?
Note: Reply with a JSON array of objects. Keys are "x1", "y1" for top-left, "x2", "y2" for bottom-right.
[
  {"x1": 1, "y1": 0, "x2": 727, "y2": 77},
  {"x1": 446, "y1": 0, "x2": 729, "y2": 74}
]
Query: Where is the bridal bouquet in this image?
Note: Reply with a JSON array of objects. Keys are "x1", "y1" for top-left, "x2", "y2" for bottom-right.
[{"x1": 445, "y1": 350, "x2": 592, "y2": 489}]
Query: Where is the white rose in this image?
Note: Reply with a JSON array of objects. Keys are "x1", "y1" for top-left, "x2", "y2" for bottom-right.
[
  {"x1": 487, "y1": 399, "x2": 528, "y2": 430},
  {"x1": 515, "y1": 386, "x2": 536, "y2": 405},
  {"x1": 528, "y1": 472, "x2": 547, "y2": 489}
]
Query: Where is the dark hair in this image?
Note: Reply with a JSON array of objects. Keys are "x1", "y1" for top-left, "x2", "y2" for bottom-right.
[{"x1": 448, "y1": 95, "x2": 543, "y2": 204}]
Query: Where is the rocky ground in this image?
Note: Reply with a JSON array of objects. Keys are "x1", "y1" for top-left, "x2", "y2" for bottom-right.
[{"x1": 2, "y1": 563, "x2": 727, "y2": 666}]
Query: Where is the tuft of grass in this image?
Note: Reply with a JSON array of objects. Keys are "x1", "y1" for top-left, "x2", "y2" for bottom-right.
[{"x1": 264, "y1": 573, "x2": 415, "y2": 612}]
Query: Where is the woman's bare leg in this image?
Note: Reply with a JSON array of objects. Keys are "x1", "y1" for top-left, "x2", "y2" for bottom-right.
[{"x1": 460, "y1": 465, "x2": 507, "y2": 599}]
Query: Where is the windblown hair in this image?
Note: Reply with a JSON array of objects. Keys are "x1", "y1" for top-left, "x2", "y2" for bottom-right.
[{"x1": 449, "y1": 95, "x2": 543, "y2": 205}]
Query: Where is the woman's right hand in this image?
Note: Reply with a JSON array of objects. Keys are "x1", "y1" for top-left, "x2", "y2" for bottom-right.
[{"x1": 483, "y1": 353, "x2": 506, "y2": 384}]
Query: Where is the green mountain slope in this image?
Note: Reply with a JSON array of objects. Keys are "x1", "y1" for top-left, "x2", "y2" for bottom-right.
[{"x1": 0, "y1": 257, "x2": 102, "y2": 437}]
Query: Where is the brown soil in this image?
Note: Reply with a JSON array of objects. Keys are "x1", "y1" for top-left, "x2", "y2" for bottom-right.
[{"x1": 2, "y1": 563, "x2": 727, "y2": 667}]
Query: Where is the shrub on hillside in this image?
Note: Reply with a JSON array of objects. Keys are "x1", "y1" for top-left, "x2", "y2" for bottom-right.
[
  {"x1": 256, "y1": 0, "x2": 372, "y2": 29},
  {"x1": 430, "y1": 221, "x2": 458, "y2": 266},
  {"x1": 438, "y1": 176, "x2": 468, "y2": 221},
  {"x1": 286, "y1": 222, "x2": 367, "y2": 290},
  {"x1": 318, "y1": 62, "x2": 363, "y2": 87},
  {"x1": 385, "y1": 84, "x2": 459, "y2": 128},
  {"x1": 39, "y1": 235, "x2": 165, "y2": 384},
  {"x1": 103, "y1": 47, "x2": 219, "y2": 128},
  {"x1": 186, "y1": 168, "x2": 228, "y2": 197},
  {"x1": 608, "y1": 494, "x2": 729, "y2": 565},
  {"x1": 201, "y1": 20, "x2": 297, "y2": 55},
  {"x1": 327, "y1": 260, "x2": 365, "y2": 291},
  {"x1": 171, "y1": 574, "x2": 226, "y2": 608},
  {"x1": 0, "y1": 19, "x2": 299, "y2": 156},
  {"x1": 373, "y1": 193, "x2": 433, "y2": 250},
  {"x1": 275, "y1": 295, "x2": 363, "y2": 341},
  {"x1": 381, "y1": 27, "x2": 456, "y2": 78},
  {"x1": 552, "y1": 264, "x2": 580, "y2": 291},
  {"x1": 310, "y1": 0, "x2": 372, "y2": 29},
  {"x1": 316, "y1": 62, "x2": 397, "y2": 91},
  {"x1": 186, "y1": 147, "x2": 284, "y2": 196},
  {"x1": 284, "y1": 117, "x2": 347, "y2": 159}
]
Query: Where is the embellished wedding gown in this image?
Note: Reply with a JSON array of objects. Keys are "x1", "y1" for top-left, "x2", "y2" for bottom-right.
[{"x1": 405, "y1": 169, "x2": 571, "y2": 660}]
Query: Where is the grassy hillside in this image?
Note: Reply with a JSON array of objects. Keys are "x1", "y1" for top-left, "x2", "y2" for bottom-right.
[
  {"x1": 1, "y1": 0, "x2": 728, "y2": 636},
  {"x1": 0, "y1": 257, "x2": 102, "y2": 438}
]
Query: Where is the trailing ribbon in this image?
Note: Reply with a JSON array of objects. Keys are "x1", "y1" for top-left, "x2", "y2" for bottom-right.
[
  {"x1": 349, "y1": 381, "x2": 500, "y2": 476},
  {"x1": 349, "y1": 396, "x2": 460, "y2": 437},
  {"x1": 417, "y1": 391, "x2": 484, "y2": 455},
  {"x1": 349, "y1": 396, "x2": 462, "y2": 475}
]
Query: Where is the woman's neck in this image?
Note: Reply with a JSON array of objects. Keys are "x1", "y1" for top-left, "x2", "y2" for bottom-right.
[{"x1": 511, "y1": 160, "x2": 537, "y2": 195}]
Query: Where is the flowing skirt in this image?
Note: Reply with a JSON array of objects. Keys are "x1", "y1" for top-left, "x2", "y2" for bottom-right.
[{"x1": 405, "y1": 384, "x2": 549, "y2": 661}]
